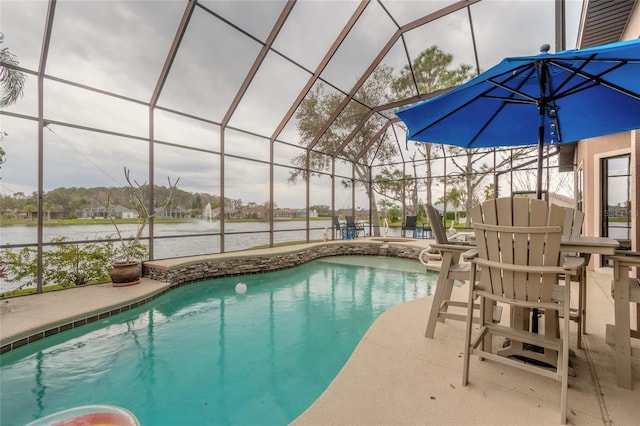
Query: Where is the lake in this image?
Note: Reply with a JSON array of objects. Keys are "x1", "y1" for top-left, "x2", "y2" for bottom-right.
[{"x1": 0, "y1": 220, "x2": 401, "y2": 292}]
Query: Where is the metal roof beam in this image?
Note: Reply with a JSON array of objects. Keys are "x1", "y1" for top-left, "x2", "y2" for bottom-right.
[
  {"x1": 337, "y1": 88, "x2": 451, "y2": 160},
  {"x1": 221, "y1": 1, "x2": 296, "y2": 127},
  {"x1": 306, "y1": 0, "x2": 481, "y2": 153},
  {"x1": 269, "y1": 0, "x2": 369, "y2": 143}
]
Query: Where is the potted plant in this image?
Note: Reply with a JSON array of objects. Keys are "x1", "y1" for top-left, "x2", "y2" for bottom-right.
[{"x1": 100, "y1": 167, "x2": 179, "y2": 286}]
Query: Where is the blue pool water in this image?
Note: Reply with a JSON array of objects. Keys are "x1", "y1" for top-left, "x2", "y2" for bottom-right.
[{"x1": 0, "y1": 256, "x2": 436, "y2": 426}]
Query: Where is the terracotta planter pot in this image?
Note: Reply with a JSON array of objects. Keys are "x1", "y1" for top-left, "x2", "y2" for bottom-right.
[{"x1": 109, "y1": 261, "x2": 141, "y2": 287}]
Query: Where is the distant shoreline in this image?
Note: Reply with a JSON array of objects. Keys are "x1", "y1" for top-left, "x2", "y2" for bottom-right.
[{"x1": 0, "y1": 217, "x2": 335, "y2": 227}]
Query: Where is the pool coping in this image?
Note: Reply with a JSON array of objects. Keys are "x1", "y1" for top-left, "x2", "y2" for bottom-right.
[{"x1": 1, "y1": 238, "x2": 432, "y2": 354}]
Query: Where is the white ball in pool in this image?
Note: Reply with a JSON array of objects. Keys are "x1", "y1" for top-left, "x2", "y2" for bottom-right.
[{"x1": 235, "y1": 283, "x2": 247, "y2": 294}]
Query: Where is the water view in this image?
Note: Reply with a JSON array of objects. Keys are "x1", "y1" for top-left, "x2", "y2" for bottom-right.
[
  {"x1": 0, "y1": 221, "x2": 403, "y2": 293},
  {"x1": 0, "y1": 256, "x2": 436, "y2": 426}
]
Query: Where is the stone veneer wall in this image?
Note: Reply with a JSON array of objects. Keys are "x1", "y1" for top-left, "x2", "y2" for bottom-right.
[{"x1": 144, "y1": 241, "x2": 423, "y2": 285}]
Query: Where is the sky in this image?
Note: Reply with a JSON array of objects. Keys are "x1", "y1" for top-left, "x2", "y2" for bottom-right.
[{"x1": 0, "y1": 0, "x2": 583, "y2": 209}]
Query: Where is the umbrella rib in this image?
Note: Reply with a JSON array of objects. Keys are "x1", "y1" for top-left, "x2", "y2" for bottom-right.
[
  {"x1": 408, "y1": 64, "x2": 536, "y2": 142},
  {"x1": 467, "y1": 67, "x2": 538, "y2": 147},
  {"x1": 485, "y1": 63, "x2": 540, "y2": 103},
  {"x1": 484, "y1": 80, "x2": 537, "y2": 104},
  {"x1": 545, "y1": 55, "x2": 593, "y2": 98},
  {"x1": 550, "y1": 59, "x2": 640, "y2": 101},
  {"x1": 481, "y1": 95, "x2": 534, "y2": 105}
]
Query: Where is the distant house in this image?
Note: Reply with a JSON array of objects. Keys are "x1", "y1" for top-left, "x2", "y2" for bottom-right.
[
  {"x1": 274, "y1": 208, "x2": 295, "y2": 219},
  {"x1": 77, "y1": 205, "x2": 138, "y2": 219},
  {"x1": 274, "y1": 208, "x2": 317, "y2": 219},
  {"x1": 156, "y1": 207, "x2": 190, "y2": 219}
]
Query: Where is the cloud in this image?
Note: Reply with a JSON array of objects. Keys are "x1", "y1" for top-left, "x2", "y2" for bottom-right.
[{"x1": 1, "y1": 0, "x2": 580, "y2": 210}]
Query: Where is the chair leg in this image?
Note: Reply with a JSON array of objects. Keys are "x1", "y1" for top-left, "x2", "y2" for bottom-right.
[
  {"x1": 462, "y1": 268, "x2": 477, "y2": 386},
  {"x1": 440, "y1": 276, "x2": 456, "y2": 320},
  {"x1": 580, "y1": 266, "x2": 587, "y2": 336},
  {"x1": 614, "y1": 269, "x2": 633, "y2": 389},
  {"x1": 425, "y1": 278, "x2": 454, "y2": 337},
  {"x1": 560, "y1": 329, "x2": 569, "y2": 424},
  {"x1": 560, "y1": 281, "x2": 571, "y2": 424},
  {"x1": 425, "y1": 252, "x2": 456, "y2": 338},
  {"x1": 580, "y1": 253, "x2": 591, "y2": 337},
  {"x1": 577, "y1": 269, "x2": 585, "y2": 348}
]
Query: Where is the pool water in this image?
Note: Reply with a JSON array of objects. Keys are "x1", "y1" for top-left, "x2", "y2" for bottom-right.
[{"x1": 0, "y1": 256, "x2": 436, "y2": 426}]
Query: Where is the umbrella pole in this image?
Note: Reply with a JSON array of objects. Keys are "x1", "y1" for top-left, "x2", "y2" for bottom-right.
[
  {"x1": 536, "y1": 110, "x2": 544, "y2": 201},
  {"x1": 533, "y1": 106, "x2": 545, "y2": 334}
]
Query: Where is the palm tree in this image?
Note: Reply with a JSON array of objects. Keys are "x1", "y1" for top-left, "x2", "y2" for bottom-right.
[
  {"x1": 1, "y1": 33, "x2": 27, "y2": 170},
  {"x1": 444, "y1": 187, "x2": 466, "y2": 223},
  {"x1": 0, "y1": 33, "x2": 25, "y2": 108}
]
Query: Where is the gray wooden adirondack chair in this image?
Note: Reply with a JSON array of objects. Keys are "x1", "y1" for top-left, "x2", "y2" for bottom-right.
[
  {"x1": 423, "y1": 204, "x2": 476, "y2": 338},
  {"x1": 462, "y1": 197, "x2": 584, "y2": 425}
]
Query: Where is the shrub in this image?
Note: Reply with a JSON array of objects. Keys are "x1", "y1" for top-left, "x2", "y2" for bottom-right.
[{"x1": 0, "y1": 237, "x2": 133, "y2": 291}]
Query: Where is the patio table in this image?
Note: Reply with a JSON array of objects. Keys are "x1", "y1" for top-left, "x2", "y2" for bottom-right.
[
  {"x1": 561, "y1": 235, "x2": 619, "y2": 335},
  {"x1": 560, "y1": 235, "x2": 619, "y2": 256}
]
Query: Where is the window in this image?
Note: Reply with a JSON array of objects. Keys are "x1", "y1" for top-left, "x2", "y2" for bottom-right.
[{"x1": 601, "y1": 154, "x2": 631, "y2": 266}]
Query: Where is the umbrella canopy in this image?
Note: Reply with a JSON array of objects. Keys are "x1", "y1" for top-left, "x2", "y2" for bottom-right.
[
  {"x1": 395, "y1": 38, "x2": 640, "y2": 197},
  {"x1": 396, "y1": 38, "x2": 640, "y2": 148}
]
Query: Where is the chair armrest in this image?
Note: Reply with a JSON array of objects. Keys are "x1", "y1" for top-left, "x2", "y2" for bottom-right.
[
  {"x1": 561, "y1": 256, "x2": 585, "y2": 274},
  {"x1": 474, "y1": 258, "x2": 571, "y2": 275},
  {"x1": 610, "y1": 251, "x2": 640, "y2": 266},
  {"x1": 462, "y1": 248, "x2": 478, "y2": 261},
  {"x1": 430, "y1": 243, "x2": 476, "y2": 253},
  {"x1": 614, "y1": 250, "x2": 640, "y2": 257}
]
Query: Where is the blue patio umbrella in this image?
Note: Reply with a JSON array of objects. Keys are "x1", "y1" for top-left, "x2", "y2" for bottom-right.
[{"x1": 396, "y1": 38, "x2": 640, "y2": 199}]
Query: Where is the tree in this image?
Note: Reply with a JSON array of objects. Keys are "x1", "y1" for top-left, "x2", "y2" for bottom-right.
[
  {"x1": 291, "y1": 66, "x2": 398, "y2": 234},
  {"x1": 391, "y1": 46, "x2": 473, "y2": 100},
  {"x1": 441, "y1": 186, "x2": 466, "y2": 223},
  {"x1": 191, "y1": 194, "x2": 203, "y2": 211},
  {"x1": 445, "y1": 146, "x2": 533, "y2": 217},
  {"x1": 291, "y1": 46, "x2": 478, "y2": 234},
  {"x1": 23, "y1": 203, "x2": 35, "y2": 220},
  {"x1": 373, "y1": 168, "x2": 408, "y2": 205},
  {"x1": 411, "y1": 143, "x2": 446, "y2": 208},
  {"x1": 483, "y1": 182, "x2": 496, "y2": 200},
  {"x1": 0, "y1": 33, "x2": 25, "y2": 107},
  {"x1": 391, "y1": 46, "x2": 474, "y2": 209},
  {"x1": 98, "y1": 167, "x2": 180, "y2": 263},
  {"x1": 0, "y1": 33, "x2": 27, "y2": 170}
]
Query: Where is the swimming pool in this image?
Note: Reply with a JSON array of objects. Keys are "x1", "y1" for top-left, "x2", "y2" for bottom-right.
[{"x1": 0, "y1": 256, "x2": 436, "y2": 425}]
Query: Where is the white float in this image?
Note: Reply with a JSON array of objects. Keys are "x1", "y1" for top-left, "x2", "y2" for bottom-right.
[{"x1": 235, "y1": 283, "x2": 247, "y2": 294}]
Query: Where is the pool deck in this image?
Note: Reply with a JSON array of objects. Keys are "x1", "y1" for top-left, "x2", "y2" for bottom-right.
[{"x1": 1, "y1": 237, "x2": 638, "y2": 425}]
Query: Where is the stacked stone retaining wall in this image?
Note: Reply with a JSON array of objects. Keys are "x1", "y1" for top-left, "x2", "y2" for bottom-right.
[{"x1": 143, "y1": 241, "x2": 422, "y2": 286}]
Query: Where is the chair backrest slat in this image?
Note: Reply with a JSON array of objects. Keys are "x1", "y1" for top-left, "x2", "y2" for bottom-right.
[
  {"x1": 573, "y1": 210, "x2": 585, "y2": 236},
  {"x1": 563, "y1": 207, "x2": 585, "y2": 238},
  {"x1": 426, "y1": 204, "x2": 448, "y2": 244},
  {"x1": 333, "y1": 216, "x2": 342, "y2": 230},
  {"x1": 345, "y1": 216, "x2": 355, "y2": 227},
  {"x1": 563, "y1": 207, "x2": 575, "y2": 237}
]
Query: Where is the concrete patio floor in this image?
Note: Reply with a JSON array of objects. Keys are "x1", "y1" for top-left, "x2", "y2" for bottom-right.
[
  {"x1": 1, "y1": 239, "x2": 638, "y2": 425},
  {"x1": 293, "y1": 268, "x2": 640, "y2": 425}
]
